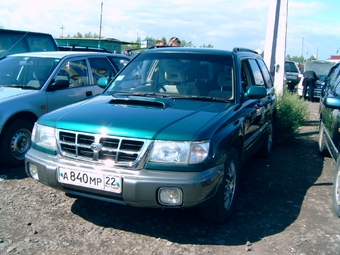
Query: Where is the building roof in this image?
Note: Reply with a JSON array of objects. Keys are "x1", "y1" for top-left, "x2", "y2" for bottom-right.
[{"x1": 55, "y1": 37, "x2": 136, "y2": 45}]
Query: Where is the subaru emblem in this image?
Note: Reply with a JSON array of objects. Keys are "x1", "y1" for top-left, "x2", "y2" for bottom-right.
[{"x1": 90, "y1": 143, "x2": 103, "y2": 152}]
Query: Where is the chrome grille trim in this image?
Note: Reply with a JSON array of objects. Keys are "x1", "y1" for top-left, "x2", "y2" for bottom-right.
[{"x1": 57, "y1": 129, "x2": 151, "y2": 167}]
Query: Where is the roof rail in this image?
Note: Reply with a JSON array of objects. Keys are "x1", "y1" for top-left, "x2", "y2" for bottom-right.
[{"x1": 233, "y1": 47, "x2": 258, "y2": 54}]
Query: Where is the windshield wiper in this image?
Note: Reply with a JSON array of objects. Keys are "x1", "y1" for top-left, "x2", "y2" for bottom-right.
[
  {"x1": 112, "y1": 92, "x2": 229, "y2": 101},
  {"x1": 173, "y1": 95, "x2": 230, "y2": 102}
]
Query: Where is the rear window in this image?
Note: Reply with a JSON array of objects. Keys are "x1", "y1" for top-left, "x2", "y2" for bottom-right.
[
  {"x1": 305, "y1": 61, "x2": 334, "y2": 77},
  {"x1": 285, "y1": 62, "x2": 299, "y2": 73},
  {"x1": 0, "y1": 31, "x2": 58, "y2": 57}
]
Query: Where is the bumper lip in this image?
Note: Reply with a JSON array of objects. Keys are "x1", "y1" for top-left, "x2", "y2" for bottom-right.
[{"x1": 25, "y1": 148, "x2": 224, "y2": 208}]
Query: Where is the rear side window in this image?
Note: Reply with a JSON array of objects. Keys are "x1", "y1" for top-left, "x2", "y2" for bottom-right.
[
  {"x1": 248, "y1": 59, "x2": 265, "y2": 86},
  {"x1": 88, "y1": 57, "x2": 116, "y2": 84},
  {"x1": 109, "y1": 57, "x2": 130, "y2": 70},
  {"x1": 257, "y1": 58, "x2": 273, "y2": 88},
  {"x1": 0, "y1": 34, "x2": 28, "y2": 56}
]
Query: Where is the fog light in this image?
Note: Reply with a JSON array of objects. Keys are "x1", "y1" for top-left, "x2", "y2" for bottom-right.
[
  {"x1": 158, "y1": 187, "x2": 182, "y2": 206},
  {"x1": 28, "y1": 163, "x2": 39, "y2": 180}
]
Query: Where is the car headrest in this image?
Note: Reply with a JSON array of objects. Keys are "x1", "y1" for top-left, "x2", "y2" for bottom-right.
[
  {"x1": 164, "y1": 67, "x2": 186, "y2": 82},
  {"x1": 217, "y1": 71, "x2": 232, "y2": 88}
]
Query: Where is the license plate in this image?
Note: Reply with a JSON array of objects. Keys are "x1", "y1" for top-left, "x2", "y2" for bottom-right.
[
  {"x1": 58, "y1": 167, "x2": 122, "y2": 193},
  {"x1": 287, "y1": 75, "x2": 297, "y2": 79}
]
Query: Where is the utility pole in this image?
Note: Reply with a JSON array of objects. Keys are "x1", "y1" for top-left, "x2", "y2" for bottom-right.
[
  {"x1": 98, "y1": 2, "x2": 103, "y2": 48},
  {"x1": 274, "y1": 0, "x2": 288, "y2": 95},
  {"x1": 263, "y1": 0, "x2": 288, "y2": 95},
  {"x1": 264, "y1": 0, "x2": 281, "y2": 77},
  {"x1": 60, "y1": 25, "x2": 65, "y2": 38}
]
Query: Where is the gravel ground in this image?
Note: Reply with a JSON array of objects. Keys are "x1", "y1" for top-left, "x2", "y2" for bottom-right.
[{"x1": 1, "y1": 102, "x2": 340, "y2": 255}]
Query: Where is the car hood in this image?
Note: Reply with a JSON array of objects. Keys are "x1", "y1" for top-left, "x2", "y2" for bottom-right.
[
  {"x1": 0, "y1": 87, "x2": 34, "y2": 101},
  {"x1": 40, "y1": 94, "x2": 233, "y2": 140}
]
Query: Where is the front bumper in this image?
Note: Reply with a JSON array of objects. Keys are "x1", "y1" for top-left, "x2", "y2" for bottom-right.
[
  {"x1": 297, "y1": 86, "x2": 322, "y2": 98},
  {"x1": 25, "y1": 148, "x2": 224, "y2": 208}
]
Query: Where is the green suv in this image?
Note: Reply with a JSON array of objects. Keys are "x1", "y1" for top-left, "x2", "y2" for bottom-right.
[{"x1": 25, "y1": 47, "x2": 276, "y2": 222}]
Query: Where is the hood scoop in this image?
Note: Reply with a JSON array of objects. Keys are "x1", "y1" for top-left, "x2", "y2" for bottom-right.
[{"x1": 109, "y1": 98, "x2": 167, "y2": 108}]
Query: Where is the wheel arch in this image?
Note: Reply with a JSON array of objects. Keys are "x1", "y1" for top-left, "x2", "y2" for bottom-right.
[{"x1": 1, "y1": 111, "x2": 38, "y2": 136}]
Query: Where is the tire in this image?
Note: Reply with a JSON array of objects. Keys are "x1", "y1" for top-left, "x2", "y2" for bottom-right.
[
  {"x1": 200, "y1": 148, "x2": 240, "y2": 222},
  {"x1": 0, "y1": 120, "x2": 34, "y2": 167},
  {"x1": 257, "y1": 121, "x2": 273, "y2": 158},
  {"x1": 318, "y1": 123, "x2": 330, "y2": 157},
  {"x1": 333, "y1": 158, "x2": 340, "y2": 217}
]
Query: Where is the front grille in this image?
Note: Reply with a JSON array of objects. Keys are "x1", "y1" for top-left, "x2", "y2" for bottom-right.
[{"x1": 58, "y1": 130, "x2": 148, "y2": 166}]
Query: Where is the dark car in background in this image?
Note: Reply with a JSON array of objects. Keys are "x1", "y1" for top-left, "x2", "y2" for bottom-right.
[
  {"x1": 25, "y1": 47, "x2": 276, "y2": 222},
  {"x1": 297, "y1": 60, "x2": 335, "y2": 99},
  {"x1": 0, "y1": 29, "x2": 58, "y2": 57},
  {"x1": 0, "y1": 51, "x2": 130, "y2": 167},
  {"x1": 285, "y1": 61, "x2": 302, "y2": 91},
  {"x1": 319, "y1": 77, "x2": 340, "y2": 217}
]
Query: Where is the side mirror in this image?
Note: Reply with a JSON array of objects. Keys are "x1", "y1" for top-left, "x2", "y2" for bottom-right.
[
  {"x1": 98, "y1": 77, "x2": 109, "y2": 88},
  {"x1": 47, "y1": 79, "x2": 69, "y2": 91},
  {"x1": 245, "y1": 85, "x2": 267, "y2": 99},
  {"x1": 324, "y1": 95, "x2": 340, "y2": 109}
]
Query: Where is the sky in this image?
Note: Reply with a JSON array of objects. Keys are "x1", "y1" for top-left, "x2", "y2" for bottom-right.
[{"x1": 0, "y1": 0, "x2": 339, "y2": 60}]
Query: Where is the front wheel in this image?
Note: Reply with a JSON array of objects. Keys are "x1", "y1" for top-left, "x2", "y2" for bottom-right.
[
  {"x1": 200, "y1": 148, "x2": 240, "y2": 222},
  {"x1": 0, "y1": 120, "x2": 33, "y2": 167},
  {"x1": 333, "y1": 158, "x2": 340, "y2": 217}
]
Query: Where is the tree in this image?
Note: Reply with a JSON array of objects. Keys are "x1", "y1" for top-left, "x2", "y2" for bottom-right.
[
  {"x1": 73, "y1": 32, "x2": 101, "y2": 38},
  {"x1": 286, "y1": 54, "x2": 304, "y2": 63},
  {"x1": 73, "y1": 32, "x2": 83, "y2": 38},
  {"x1": 200, "y1": 44, "x2": 213, "y2": 48}
]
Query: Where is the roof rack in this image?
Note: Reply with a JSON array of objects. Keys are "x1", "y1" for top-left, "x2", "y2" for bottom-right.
[{"x1": 233, "y1": 47, "x2": 258, "y2": 54}]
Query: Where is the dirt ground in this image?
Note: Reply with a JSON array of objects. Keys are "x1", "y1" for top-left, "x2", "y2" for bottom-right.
[{"x1": 0, "y1": 102, "x2": 339, "y2": 255}]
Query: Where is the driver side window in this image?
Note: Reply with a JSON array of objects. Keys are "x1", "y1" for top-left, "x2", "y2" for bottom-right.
[{"x1": 60, "y1": 59, "x2": 89, "y2": 88}]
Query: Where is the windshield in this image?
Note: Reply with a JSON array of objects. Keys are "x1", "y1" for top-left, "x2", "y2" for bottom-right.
[
  {"x1": 104, "y1": 52, "x2": 235, "y2": 100},
  {"x1": 0, "y1": 56, "x2": 59, "y2": 89}
]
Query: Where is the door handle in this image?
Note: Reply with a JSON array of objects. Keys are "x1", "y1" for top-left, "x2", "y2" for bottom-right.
[{"x1": 86, "y1": 91, "x2": 93, "y2": 97}]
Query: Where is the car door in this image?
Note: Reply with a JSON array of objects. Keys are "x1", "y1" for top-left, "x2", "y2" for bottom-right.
[
  {"x1": 241, "y1": 58, "x2": 274, "y2": 156},
  {"x1": 45, "y1": 58, "x2": 96, "y2": 112}
]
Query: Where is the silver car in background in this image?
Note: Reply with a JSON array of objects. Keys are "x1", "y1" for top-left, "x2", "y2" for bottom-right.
[{"x1": 0, "y1": 51, "x2": 130, "y2": 167}]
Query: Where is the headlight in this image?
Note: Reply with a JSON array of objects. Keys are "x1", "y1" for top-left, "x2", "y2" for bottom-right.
[
  {"x1": 32, "y1": 123, "x2": 57, "y2": 151},
  {"x1": 149, "y1": 141, "x2": 209, "y2": 164}
]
